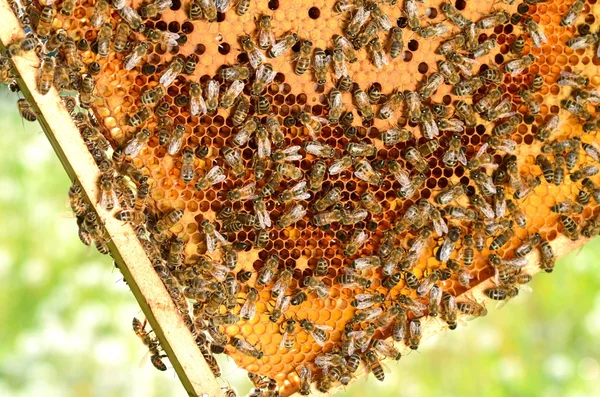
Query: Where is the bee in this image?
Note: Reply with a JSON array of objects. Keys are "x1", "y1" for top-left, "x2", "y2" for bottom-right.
[
  {"x1": 484, "y1": 286, "x2": 519, "y2": 301},
  {"x1": 487, "y1": 136, "x2": 517, "y2": 154},
  {"x1": 384, "y1": 27, "x2": 405, "y2": 59},
  {"x1": 297, "y1": 365, "x2": 312, "y2": 395},
  {"x1": 236, "y1": 0, "x2": 250, "y2": 15},
  {"x1": 472, "y1": 170, "x2": 498, "y2": 196},
  {"x1": 276, "y1": 204, "x2": 307, "y2": 228},
  {"x1": 34, "y1": 55, "x2": 58, "y2": 96},
  {"x1": 312, "y1": 48, "x2": 331, "y2": 85},
  {"x1": 303, "y1": 276, "x2": 330, "y2": 299},
  {"x1": 346, "y1": 142, "x2": 377, "y2": 158},
  {"x1": 353, "y1": 87, "x2": 374, "y2": 120},
  {"x1": 351, "y1": 292, "x2": 385, "y2": 310},
  {"x1": 297, "y1": 112, "x2": 327, "y2": 139},
  {"x1": 344, "y1": 228, "x2": 368, "y2": 257},
  {"x1": 118, "y1": 5, "x2": 144, "y2": 32},
  {"x1": 454, "y1": 76, "x2": 484, "y2": 97},
  {"x1": 376, "y1": 90, "x2": 403, "y2": 120},
  {"x1": 379, "y1": 127, "x2": 412, "y2": 147},
  {"x1": 442, "y1": 133, "x2": 467, "y2": 168},
  {"x1": 345, "y1": 6, "x2": 370, "y2": 37},
  {"x1": 488, "y1": 224, "x2": 515, "y2": 251},
  {"x1": 299, "y1": 319, "x2": 332, "y2": 347},
  {"x1": 227, "y1": 182, "x2": 257, "y2": 202},
  {"x1": 200, "y1": 219, "x2": 227, "y2": 253},
  {"x1": 44, "y1": 29, "x2": 67, "y2": 53},
  {"x1": 474, "y1": 88, "x2": 502, "y2": 115},
  {"x1": 435, "y1": 226, "x2": 460, "y2": 262},
  {"x1": 518, "y1": 90, "x2": 541, "y2": 115},
  {"x1": 83, "y1": 212, "x2": 110, "y2": 254},
  {"x1": 221, "y1": 146, "x2": 244, "y2": 178},
  {"x1": 268, "y1": 32, "x2": 299, "y2": 58},
  {"x1": 98, "y1": 173, "x2": 119, "y2": 211},
  {"x1": 457, "y1": 299, "x2": 487, "y2": 318},
  {"x1": 540, "y1": 240, "x2": 556, "y2": 273},
  {"x1": 90, "y1": 0, "x2": 111, "y2": 27},
  {"x1": 562, "y1": 98, "x2": 592, "y2": 120},
  {"x1": 354, "y1": 159, "x2": 383, "y2": 185},
  {"x1": 328, "y1": 49, "x2": 348, "y2": 80},
  {"x1": 7, "y1": 37, "x2": 37, "y2": 58},
  {"x1": 294, "y1": 40, "x2": 313, "y2": 75},
  {"x1": 526, "y1": 21, "x2": 547, "y2": 50},
  {"x1": 407, "y1": 319, "x2": 422, "y2": 350},
  {"x1": 436, "y1": 33, "x2": 466, "y2": 56},
  {"x1": 571, "y1": 166, "x2": 599, "y2": 182},
  {"x1": 336, "y1": 268, "x2": 372, "y2": 288},
  {"x1": 251, "y1": 64, "x2": 276, "y2": 96},
  {"x1": 504, "y1": 54, "x2": 535, "y2": 76},
  {"x1": 415, "y1": 73, "x2": 443, "y2": 102},
  {"x1": 397, "y1": 173, "x2": 425, "y2": 199},
  {"x1": 561, "y1": 215, "x2": 580, "y2": 240},
  {"x1": 36, "y1": 5, "x2": 55, "y2": 37},
  {"x1": 240, "y1": 35, "x2": 265, "y2": 69},
  {"x1": 454, "y1": 100, "x2": 477, "y2": 127},
  {"x1": 439, "y1": 2, "x2": 470, "y2": 28},
  {"x1": 476, "y1": 10, "x2": 509, "y2": 29},
  {"x1": 123, "y1": 128, "x2": 150, "y2": 157},
  {"x1": 253, "y1": 14, "x2": 275, "y2": 50},
  {"x1": 569, "y1": 31, "x2": 600, "y2": 51},
  {"x1": 402, "y1": 148, "x2": 428, "y2": 176},
  {"x1": 186, "y1": 83, "x2": 208, "y2": 117},
  {"x1": 124, "y1": 42, "x2": 150, "y2": 71},
  {"x1": 418, "y1": 22, "x2": 450, "y2": 38},
  {"x1": 166, "y1": 125, "x2": 185, "y2": 155},
  {"x1": 195, "y1": 165, "x2": 226, "y2": 191},
  {"x1": 367, "y1": 37, "x2": 388, "y2": 69},
  {"x1": 535, "y1": 154, "x2": 554, "y2": 183},
  {"x1": 230, "y1": 338, "x2": 263, "y2": 359},
  {"x1": 420, "y1": 107, "x2": 440, "y2": 139},
  {"x1": 473, "y1": 38, "x2": 497, "y2": 58}
]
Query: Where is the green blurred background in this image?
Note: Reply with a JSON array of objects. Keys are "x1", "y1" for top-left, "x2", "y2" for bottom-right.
[{"x1": 0, "y1": 87, "x2": 599, "y2": 397}]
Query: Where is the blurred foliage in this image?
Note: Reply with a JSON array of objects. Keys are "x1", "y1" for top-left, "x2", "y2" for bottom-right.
[{"x1": 0, "y1": 87, "x2": 599, "y2": 397}]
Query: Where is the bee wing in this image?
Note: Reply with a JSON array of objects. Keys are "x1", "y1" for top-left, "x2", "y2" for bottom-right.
[
  {"x1": 206, "y1": 80, "x2": 220, "y2": 100},
  {"x1": 124, "y1": 138, "x2": 142, "y2": 157},
  {"x1": 258, "y1": 135, "x2": 272, "y2": 158},
  {"x1": 205, "y1": 234, "x2": 217, "y2": 253},
  {"x1": 248, "y1": 49, "x2": 266, "y2": 69},
  {"x1": 328, "y1": 157, "x2": 350, "y2": 175},
  {"x1": 124, "y1": 51, "x2": 143, "y2": 70},
  {"x1": 289, "y1": 204, "x2": 307, "y2": 221},
  {"x1": 100, "y1": 189, "x2": 117, "y2": 210},
  {"x1": 167, "y1": 136, "x2": 183, "y2": 155},
  {"x1": 433, "y1": 218, "x2": 448, "y2": 236},
  {"x1": 210, "y1": 263, "x2": 229, "y2": 281},
  {"x1": 269, "y1": 40, "x2": 289, "y2": 58},
  {"x1": 190, "y1": 95, "x2": 207, "y2": 117},
  {"x1": 241, "y1": 300, "x2": 256, "y2": 321},
  {"x1": 257, "y1": 208, "x2": 272, "y2": 228},
  {"x1": 206, "y1": 166, "x2": 226, "y2": 184},
  {"x1": 505, "y1": 257, "x2": 528, "y2": 268},
  {"x1": 164, "y1": 32, "x2": 180, "y2": 46},
  {"x1": 314, "y1": 323, "x2": 333, "y2": 331},
  {"x1": 227, "y1": 80, "x2": 245, "y2": 97},
  {"x1": 215, "y1": 0, "x2": 232, "y2": 12},
  {"x1": 334, "y1": 60, "x2": 348, "y2": 78}
]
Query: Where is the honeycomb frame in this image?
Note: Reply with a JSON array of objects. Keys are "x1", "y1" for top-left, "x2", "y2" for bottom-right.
[{"x1": 2, "y1": 0, "x2": 600, "y2": 395}]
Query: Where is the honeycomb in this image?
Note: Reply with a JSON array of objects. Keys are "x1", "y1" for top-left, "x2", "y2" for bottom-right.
[{"x1": 3, "y1": 0, "x2": 600, "y2": 395}]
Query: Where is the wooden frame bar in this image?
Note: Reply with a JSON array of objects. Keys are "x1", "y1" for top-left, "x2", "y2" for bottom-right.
[{"x1": 0, "y1": 2, "x2": 221, "y2": 396}]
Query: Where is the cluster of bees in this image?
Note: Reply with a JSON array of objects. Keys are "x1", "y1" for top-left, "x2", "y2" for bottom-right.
[{"x1": 3, "y1": 0, "x2": 600, "y2": 394}]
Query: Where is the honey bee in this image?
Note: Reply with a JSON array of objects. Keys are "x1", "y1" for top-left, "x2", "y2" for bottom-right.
[
  {"x1": 297, "y1": 112, "x2": 327, "y2": 139},
  {"x1": 303, "y1": 276, "x2": 330, "y2": 299},
  {"x1": 335, "y1": 268, "x2": 372, "y2": 289},
  {"x1": 367, "y1": 37, "x2": 388, "y2": 69},
  {"x1": 539, "y1": 240, "x2": 556, "y2": 273},
  {"x1": 219, "y1": 65, "x2": 250, "y2": 82},
  {"x1": 442, "y1": 133, "x2": 467, "y2": 168},
  {"x1": 418, "y1": 73, "x2": 443, "y2": 101},
  {"x1": 404, "y1": 146, "x2": 429, "y2": 173},
  {"x1": 276, "y1": 318, "x2": 297, "y2": 351},
  {"x1": 418, "y1": 22, "x2": 450, "y2": 38},
  {"x1": 34, "y1": 56, "x2": 57, "y2": 96},
  {"x1": 473, "y1": 38, "x2": 497, "y2": 58},
  {"x1": 349, "y1": 255, "x2": 381, "y2": 271},
  {"x1": 344, "y1": 228, "x2": 368, "y2": 257},
  {"x1": 354, "y1": 159, "x2": 383, "y2": 185},
  {"x1": 440, "y1": 1, "x2": 470, "y2": 28},
  {"x1": 311, "y1": 48, "x2": 331, "y2": 86},
  {"x1": 474, "y1": 87, "x2": 502, "y2": 115},
  {"x1": 436, "y1": 33, "x2": 466, "y2": 56},
  {"x1": 167, "y1": 125, "x2": 185, "y2": 155},
  {"x1": 122, "y1": 42, "x2": 149, "y2": 71},
  {"x1": 230, "y1": 337, "x2": 263, "y2": 359},
  {"x1": 359, "y1": 191, "x2": 383, "y2": 215},
  {"x1": 298, "y1": 365, "x2": 312, "y2": 395},
  {"x1": 345, "y1": 6, "x2": 370, "y2": 37},
  {"x1": 457, "y1": 299, "x2": 488, "y2": 318},
  {"x1": 186, "y1": 83, "x2": 208, "y2": 117},
  {"x1": 294, "y1": 40, "x2": 313, "y2": 76},
  {"x1": 398, "y1": 173, "x2": 425, "y2": 199},
  {"x1": 484, "y1": 285, "x2": 519, "y2": 301},
  {"x1": 407, "y1": 319, "x2": 422, "y2": 350},
  {"x1": 504, "y1": 54, "x2": 535, "y2": 76},
  {"x1": 98, "y1": 174, "x2": 118, "y2": 211},
  {"x1": 240, "y1": 35, "x2": 265, "y2": 69},
  {"x1": 7, "y1": 37, "x2": 37, "y2": 58},
  {"x1": 519, "y1": 90, "x2": 541, "y2": 115},
  {"x1": 454, "y1": 76, "x2": 484, "y2": 97},
  {"x1": 562, "y1": 99, "x2": 592, "y2": 120},
  {"x1": 352, "y1": 87, "x2": 374, "y2": 120},
  {"x1": 251, "y1": 64, "x2": 276, "y2": 96},
  {"x1": 220, "y1": 146, "x2": 244, "y2": 178},
  {"x1": 276, "y1": 204, "x2": 307, "y2": 228},
  {"x1": 83, "y1": 212, "x2": 110, "y2": 254},
  {"x1": 436, "y1": 226, "x2": 460, "y2": 262},
  {"x1": 132, "y1": 318, "x2": 167, "y2": 371},
  {"x1": 123, "y1": 128, "x2": 150, "y2": 158},
  {"x1": 454, "y1": 100, "x2": 477, "y2": 127},
  {"x1": 387, "y1": 27, "x2": 404, "y2": 59},
  {"x1": 194, "y1": 165, "x2": 226, "y2": 191},
  {"x1": 268, "y1": 32, "x2": 299, "y2": 58},
  {"x1": 487, "y1": 136, "x2": 517, "y2": 154},
  {"x1": 227, "y1": 182, "x2": 257, "y2": 202},
  {"x1": 118, "y1": 5, "x2": 144, "y2": 32},
  {"x1": 571, "y1": 166, "x2": 599, "y2": 182},
  {"x1": 524, "y1": 17, "x2": 547, "y2": 47},
  {"x1": 90, "y1": 0, "x2": 110, "y2": 27},
  {"x1": 476, "y1": 10, "x2": 509, "y2": 29},
  {"x1": 508, "y1": 34, "x2": 525, "y2": 54},
  {"x1": 380, "y1": 127, "x2": 412, "y2": 147},
  {"x1": 351, "y1": 292, "x2": 385, "y2": 310},
  {"x1": 488, "y1": 103, "x2": 517, "y2": 127},
  {"x1": 36, "y1": 5, "x2": 55, "y2": 37},
  {"x1": 376, "y1": 90, "x2": 403, "y2": 120},
  {"x1": 560, "y1": 215, "x2": 580, "y2": 240},
  {"x1": 420, "y1": 107, "x2": 440, "y2": 139},
  {"x1": 442, "y1": 292, "x2": 459, "y2": 329}
]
